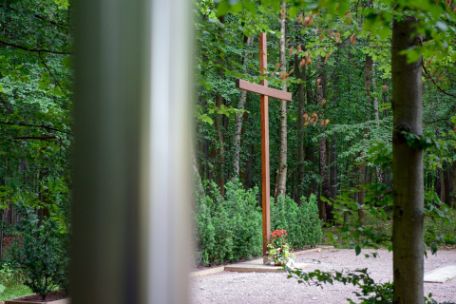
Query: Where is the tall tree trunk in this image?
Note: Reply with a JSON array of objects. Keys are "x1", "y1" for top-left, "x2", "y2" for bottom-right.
[
  {"x1": 329, "y1": 139, "x2": 337, "y2": 196},
  {"x1": 192, "y1": 146, "x2": 204, "y2": 197},
  {"x1": 294, "y1": 52, "x2": 306, "y2": 201},
  {"x1": 365, "y1": 56, "x2": 380, "y2": 125},
  {"x1": 357, "y1": 163, "x2": 366, "y2": 225},
  {"x1": 365, "y1": 55, "x2": 383, "y2": 183},
  {"x1": 215, "y1": 94, "x2": 226, "y2": 195},
  {"x1": 317, "y1": 58, "x2": 329, "y2": 220},
  {"x1": 275, "y1": 1, "x2": 288, "y2": 198},
  {"x1": 233, "y1": 36, "x2": 253, "y2": 179},
  {"x1": 319, "y1": 138, "x2": 328, "y2": 220},
  {"x1": 447, "y1": 163, "x2": 456, "y2": 208},
  {"x1": 392, "y1": 16, "x2": 424, "y2": 304}
]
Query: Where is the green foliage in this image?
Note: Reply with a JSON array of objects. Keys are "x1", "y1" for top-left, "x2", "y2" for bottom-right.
[
  {"x1": 195, "y1": 180, "x2": 262, "y2": 265},
  {"x1": 272, "y1": 194, "x2": 323, "y2": 248},
  {"x1": 325, "y1": 183, "x2": 393, "y2": 253},
  {"x1": 195, "y1": 181, "x2": 322, "y2": 266},
  {"x1": 0, "y1": 262, "x2": 24, "y2": 288},
  {"x1": 286, "y1": 267, "x2": 446, "y2": 304},
  {"x1": 11, "y1": 209, "x2": 69, "y2": 299},
  {"x1": 0, "y1": 1, "x2": 72, "y2": 297},
  {"x1": 425, "y1": 203, "x2": 456, "y2": 250},
  {"x1": 0, "y1": 284, "x2": 32, "y2": 301}
]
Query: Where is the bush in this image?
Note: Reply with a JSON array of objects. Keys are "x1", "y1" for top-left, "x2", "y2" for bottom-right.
[
  {"x1": 11, "y1": 209, "x2": 69, "y2": 300},
  {"x1": 195, "y1": 180, "x2": 261, "y2": 265},
  {"x1": 195, "y1": 181, "x2": 322, "y2": 266},
  {"x1": 425, "y1": 208, "x2": 456, "y2": 248},
  {"x1": 0, "y1": 262, "x2": 24, "y2": 287},
  {"x1": 271, "y1": 194, "x2": 322, "y2": 249}
]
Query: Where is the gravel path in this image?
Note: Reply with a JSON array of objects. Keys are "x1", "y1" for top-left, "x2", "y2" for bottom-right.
[{"x1": 191, "y1": 249, "x2": 456, "y2": 304}]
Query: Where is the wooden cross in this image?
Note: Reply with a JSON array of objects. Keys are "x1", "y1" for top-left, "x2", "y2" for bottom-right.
[{"x1": 236, "y1": 33, "x2": 292, "y2": 264}]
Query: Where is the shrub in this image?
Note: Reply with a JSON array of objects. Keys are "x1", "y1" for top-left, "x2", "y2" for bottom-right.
[
  {"x1": 0, "y1": 262, "x2": 24, "y2": 287},
  {"x1": 11, "y1": 209, "x2": 68, "y2": 300},
  {"x1": 195, "y1": 195, "x2": 215, "y2": 265},
  {"x1": 195, "y1": 180, "x2": 261, "y2": 265},
  {"x1": 271, "y1": 194, "x2": 322, "y2": 249},
  {"x1": 195, "y1": 181, "x2": 322, "y2": 266}
]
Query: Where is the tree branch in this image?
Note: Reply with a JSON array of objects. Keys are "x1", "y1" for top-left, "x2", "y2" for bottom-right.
[
  {"x1": 14, "y1": 135, "x2": 57, "y2": 141},
  {"x1": 0, "y1": 121, "x2": 72, "y2": 135},
  {"x1": 0, "y1": 40, "x2": 71, "y2": 55},
  {"x1": 38, "y1": 53, "x2": 64, "y2": 92},
  {"x1": 422, "y1": 62, "x2": 456, "y2": 99}
]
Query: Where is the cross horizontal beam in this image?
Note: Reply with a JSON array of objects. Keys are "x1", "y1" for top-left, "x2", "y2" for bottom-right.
[{"x1": 236, "y1": 79, "x2": 292, "y2": 101}]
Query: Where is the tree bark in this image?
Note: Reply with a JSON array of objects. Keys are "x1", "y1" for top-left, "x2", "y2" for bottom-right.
[
  {"x1": 365, "y1": 56, "x2": 380, "y2": 125},
  {"x1": 319, "y1": 138, "x2": 328, "y2": 220},
  {"x1": 392, "y1": 16, "x2": 424, "y2": 304},
  {"x1": 294, "y1": 52, "x2": 306, "y2": 201},
  {"x1": 275, "y1": 1, "x2": 288, "y2": 198},
  {"x1": 317, "y1": 58, "x2": 329, "y2": 220},
  {"x1": 357, "y1": 163, "x2": 366, "y2": 225},
  {"x1": 233, "y1": 36, "x2": 253, "y2": 179},
  {"x1": 365, "y1": 55, "x2": 383, "y2": 183},
  {"x1": 215, "y1": 94, "x2": 226, "y2": 195},
  {"x1": 448, "y1": 163, "x2": 456, "y2": 208}
]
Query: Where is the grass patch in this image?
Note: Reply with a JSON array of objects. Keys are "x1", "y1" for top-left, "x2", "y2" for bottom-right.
[{"x1": 0, "y1": 285, "x2": 32, "y2": 301}]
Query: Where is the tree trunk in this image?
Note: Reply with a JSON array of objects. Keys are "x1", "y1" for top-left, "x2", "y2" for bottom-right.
[
  {"x1": 294, "y1": 52, "x2": 306, "y2": 201},
  {"x1": 215, "y1": 94, "x2": 226, "y2": 195},
  {"x1": 233, "y1": 37, "x2": 253, "y2": 179},
  {"x1": 275, "y1": 1, "x2": 288, "y2": 198},
  {"x1": 317, "y1": 58, "x2": 329, "y2": 220},
  {"x1": 357, "y1": 163, "x2": 366, "y2": 225},
  {"x1": 392, "y1": 16, "x2": 424, "y2": 304},
  {"x1": 319, "y1": 138, "x2": 328, "y2": 220},
  {"x1": 365, "y1": 55, "x2": 380, "y2": 125},
  {"x1": 365, "y1": 55, "x2": 383, "y2": 183},
  {"x1": 448, "y1": 163, "x2": 456, "y2": 208},
  {"x1": 192, "y1": 146, "x2": 204, "y2": 197}
]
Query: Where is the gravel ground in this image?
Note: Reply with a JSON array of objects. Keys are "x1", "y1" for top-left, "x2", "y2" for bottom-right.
[{"x1": 191, "y1": 249, "x2": 456, "y2": 304}]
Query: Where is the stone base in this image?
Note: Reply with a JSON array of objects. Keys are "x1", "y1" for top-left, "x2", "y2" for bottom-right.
[
  {"x1": 190, "y1": 246, "x2": 332, "y2": 276},
  {"x1": 424, "y1": 265, "x2": 456, "y2": 283},
  {"x1": 224, "y1": 258, "x2": 309, "y2": 273}
]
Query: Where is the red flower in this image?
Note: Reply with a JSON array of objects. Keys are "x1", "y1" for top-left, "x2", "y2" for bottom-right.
[{"x1": 271, "y1": 229, "x2": 287, "y2": 238}]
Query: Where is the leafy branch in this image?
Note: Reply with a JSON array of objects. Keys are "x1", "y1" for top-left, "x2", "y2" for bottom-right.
[{"x1": 0, "y1": 40, "x2": 71, "y2": 55}]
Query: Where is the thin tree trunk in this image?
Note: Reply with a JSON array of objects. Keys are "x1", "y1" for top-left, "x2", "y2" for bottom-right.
[
  {"x1": 215, "y1": 94, "x2": 226, "y2": 195},
  {"x1": 448, "y1": 163, "x2": 456, "y2": 208},
  {"x1": 233, "y1": 37, "x2": 253, "y2": 178},
  {"x1": 275, "y1": 0, "x2": 288, "y2": 198},
  {"x1": 357, "y1": 163, "x2": 366, "y2": 225},
  {"x1": 192, "y1": 147, "x2": 204, "y2": 197},
  {"x1": 319, "y1": 138, "x2": 328, "y2": 220},
  {"x1": 392, "y1": 16, "x2": 424, "y2": 304},
  {"x1": 317, "y1": 58, "x2": 329, "y2": 220},
  {"x1": 294, "y1": 52, "x2": 306, "y2": 201},
  {"x1": 365, "y1": 55, "x2": 383, "y2": 183}
]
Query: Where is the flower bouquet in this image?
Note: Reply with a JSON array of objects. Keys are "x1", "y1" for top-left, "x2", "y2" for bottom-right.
[{"x1": 267, "y1": 229, "x2": 291, "y2": 266}]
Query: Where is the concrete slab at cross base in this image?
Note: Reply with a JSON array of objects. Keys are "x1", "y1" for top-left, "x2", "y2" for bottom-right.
[
  {"x1": 190, "y1": 266, "x2": 225, "y2": 278},
  {"x1": 224, "y1": 258, "x2": 309, "y2": 273},
  {"x1": 424, "y1": 265, "x2": 456, "y2": 283}
]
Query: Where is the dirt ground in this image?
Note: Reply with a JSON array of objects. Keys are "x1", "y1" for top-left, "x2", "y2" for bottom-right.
[{"x1": 191, "y1": 249, "x2": 456, "y2": 304}]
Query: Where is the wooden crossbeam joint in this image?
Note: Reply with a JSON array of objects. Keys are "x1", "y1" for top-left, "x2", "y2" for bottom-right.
[{"x1": 236, "y1": 79, "x2": 292, "y2": 101}]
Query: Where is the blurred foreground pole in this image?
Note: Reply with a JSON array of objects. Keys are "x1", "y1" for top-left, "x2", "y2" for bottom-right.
[{"x1": 72, "y1": 0, "x2": 192, "y2": 303}]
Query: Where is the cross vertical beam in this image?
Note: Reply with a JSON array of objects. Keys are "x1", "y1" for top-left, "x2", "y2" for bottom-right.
[
  {"x1": 235, "y1": 33, "x2": 291, "y2": 265},
  {"x1": 259, "y1": 33, "x2": 271, "y2": 263}
]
